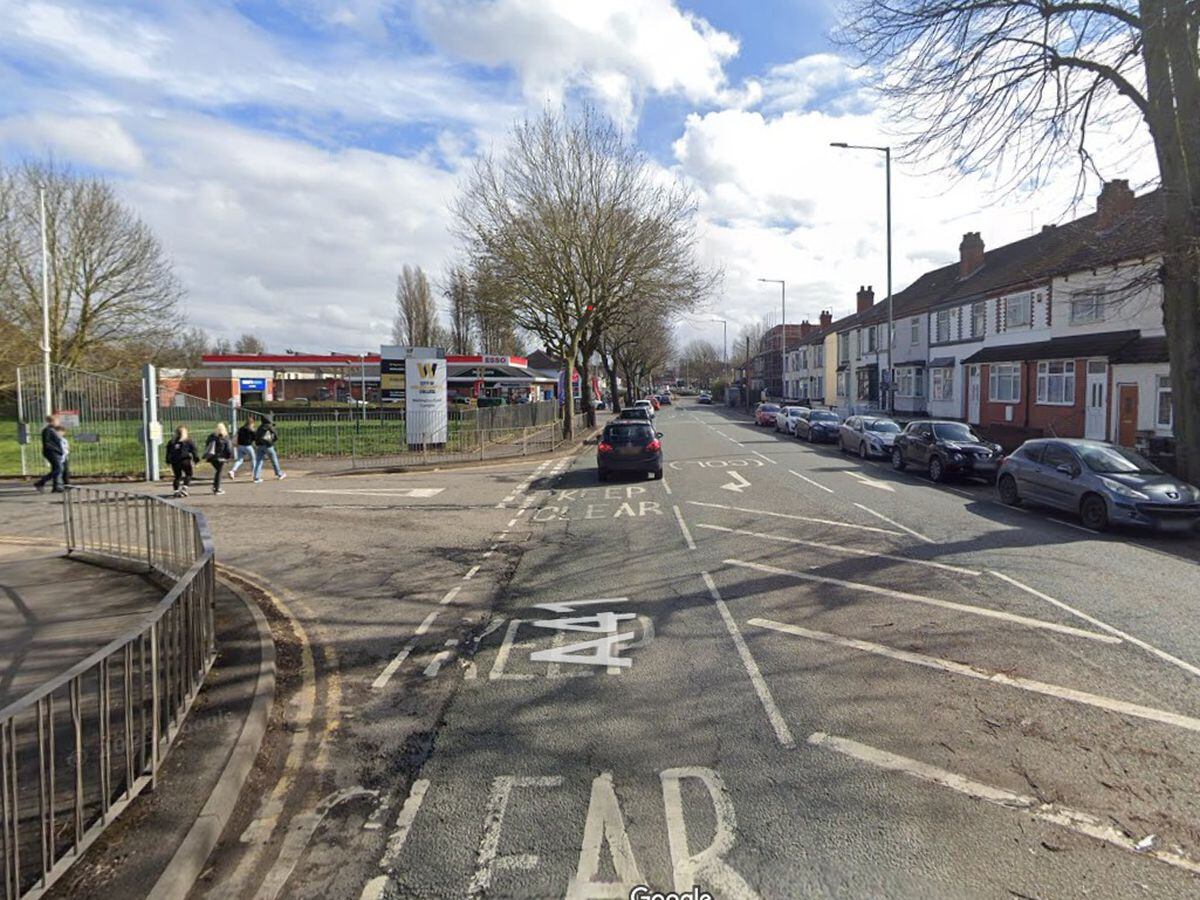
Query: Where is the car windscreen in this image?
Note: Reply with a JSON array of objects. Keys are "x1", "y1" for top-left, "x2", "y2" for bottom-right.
[
  {"x1": 605, "y1": 425, "x2": 654, "y2": 444},
  {"x1": 760, "y1": 404, "x2": 780, "y2": 413},
  {"x1": 810, "y1": 411, "x2": 838, "y2": 422},
  {"x1": 933, "y1": 422, "x2": 979, "y2": 441},
  {"x1": 865, "y1": 419, "x2": 900, "y2": 433},
  {"x1": 619, "y1": 409, "x2": 650, "y2": 420},
  {"x1": 1079, "y1": 444, "x2": 1161, "y2": 475}
]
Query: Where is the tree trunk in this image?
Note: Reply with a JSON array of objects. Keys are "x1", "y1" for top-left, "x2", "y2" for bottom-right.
[
  {"x1": 578, "y1": 354, "x2": 596, "y2": 429},
  {"x1": 562, "y1": 352, "x2": 577, "y2": 440}
]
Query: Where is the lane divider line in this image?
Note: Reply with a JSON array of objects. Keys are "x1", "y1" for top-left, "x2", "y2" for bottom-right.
[
  {"x1": 360, "y1": 779, "x2": 432, "y2": 900},
  {"x1": 752, "y1": 450, "x2": 778, "y2": 465},
  {"x1": 687, "y1": 501, "x2": 902, "y2": 537},
  {"x1": 673, "y1": 506, "x2": 697, "y2": 551},
  {"x1": 372, "y1": 610, "x2": 441, "y2": 690},
  {"x1": 853, "y1": 502, "x2": 934, "y2": 543},
  {"x1": 788, "y1": 469, "x2": 834, "y2": 494}
]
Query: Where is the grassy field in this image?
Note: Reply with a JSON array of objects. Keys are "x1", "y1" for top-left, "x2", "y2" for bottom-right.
[{"x1": 1, "y1": 420, "x2": 24, "y2": 476}]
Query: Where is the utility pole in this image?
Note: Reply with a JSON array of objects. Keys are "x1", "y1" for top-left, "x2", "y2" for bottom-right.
[
  {"x1": 39, "y1": 186, "x2": 52, "y2": 417},
  {"x1": 360, "y1": 352, "x2": 367, "y2": 422}
]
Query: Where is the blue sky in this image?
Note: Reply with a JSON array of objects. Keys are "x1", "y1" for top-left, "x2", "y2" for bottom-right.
[{"x1": 0, "y1": 0, "x2": 1157, "y2": 353}]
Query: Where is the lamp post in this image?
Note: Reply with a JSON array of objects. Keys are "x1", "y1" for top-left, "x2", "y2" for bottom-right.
[
  {"x1": 758, "y1": 278, "x2": 785, "y2": 399},
  {"x1": 831, "y1": 141, "x2": 893, "y2": 414},
  {"x1": 39, "y1": 186, "x2": 52, "y2": 417},
  {"x1": 359, "y1": 352, "x2": 367, "y2": 422}
]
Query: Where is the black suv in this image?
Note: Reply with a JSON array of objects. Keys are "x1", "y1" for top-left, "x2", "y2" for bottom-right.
[
  {"x1": 597, "y1": 420, "x2": 664, "y2": 481},
  {"x1": 892, "y1": 420, "x2": 1004, "y2": 483}
]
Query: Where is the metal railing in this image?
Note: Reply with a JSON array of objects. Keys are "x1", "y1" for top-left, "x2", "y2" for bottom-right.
[{"x1": 1, "y1": 488, "x2": 216, "y2": 900}]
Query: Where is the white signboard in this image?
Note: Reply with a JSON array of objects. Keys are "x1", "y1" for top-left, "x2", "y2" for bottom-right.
[{"x1": 405, "y1": 346, "x2": 448, "y2": 445}]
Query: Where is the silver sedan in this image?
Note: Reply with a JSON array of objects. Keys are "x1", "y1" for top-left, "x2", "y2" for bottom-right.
[{"x1": 839, "y1": 415, "x2": 902, "y2": 459}]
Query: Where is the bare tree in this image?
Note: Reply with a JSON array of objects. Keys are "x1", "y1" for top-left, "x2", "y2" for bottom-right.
[
  {"x1": 393, "y1": 264, "x2": 440, "y2": 347},
  {"x1": 0, "y1": 160, "x2": 184, "y2": 371},
  {"x1": 472, "y1": 261, "x2": 526, "y2": 356},
  {"x1": 234, "y1": 333, "x2": 266, "y2": 354},
  {"x1": 677, "y1": 338, "x2": 725, "y2": 387},
  {"x1": 838, "y1": 0, "x2": 1200, "y2": 481},
  {"x1": 443, "y1": 264, "x2": 475, "y2": 354},
  {"x1": 455, "y1": 106, "x2": 717, "y2": 436}
]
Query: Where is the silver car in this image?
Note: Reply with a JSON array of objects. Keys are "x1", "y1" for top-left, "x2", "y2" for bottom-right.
[
  {"x1": 997, "y1": 438, "x2": 1200, "y2": 532},
  {"x1": 775, "y1": 406, "x2": 810, "y2": 434},
  {"x1": 839, "y1": 415, "x2": 901, "y2": 459}
]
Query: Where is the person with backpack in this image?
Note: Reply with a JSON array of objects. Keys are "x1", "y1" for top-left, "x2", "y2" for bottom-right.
[
  {"x1": 204, "y1": 422, "x2": 235, "y2": 495},
  {"x1": 34, "y1": 414, "x2": 67, "y2": 493},
  {"x1": 165, "y1": 426, "x2": 200, "y2": 497},
  {"x1": 228, "y1": 415, "x2": 258, "y2": 480},
  {"x1": 251, "y1": 415, "x2": 286, "y2": 482}
]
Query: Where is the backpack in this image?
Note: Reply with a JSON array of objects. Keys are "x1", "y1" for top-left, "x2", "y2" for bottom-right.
[{"x1": 256, "y1": 424, "x2": 277, "y2": 446}]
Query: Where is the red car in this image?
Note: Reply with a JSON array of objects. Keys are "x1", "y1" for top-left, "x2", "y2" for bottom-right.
[
  {"x1": 646, "y1": 396, "x2": 661, "y2": 410},
  {"x1": 755, "y1": 402, "x2": 781, "y2": 426}
]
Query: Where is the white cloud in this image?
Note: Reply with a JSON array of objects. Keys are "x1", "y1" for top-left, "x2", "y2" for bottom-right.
[{"x1": 0, "y1": 114, "x2": 143, "y2": 170}]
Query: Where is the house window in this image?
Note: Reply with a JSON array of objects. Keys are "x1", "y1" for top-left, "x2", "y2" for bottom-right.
[
  {"x1": 866, "y1": 327, "x2": 877, "y2": 352},
  {"x1": 1157, "y1": 375, "x2": 1173, "y2": 428},
  {"x1": 815, "y1": 346, "x2": 823, "y2": 367},
  {"x1": 910, "y1": 318, "x2": 919, "y2": 344},
  {"x1": 837, "y1": 370, "x2": 849, "y2": 398},
  {"x1": 854, "y1": 330, "x2": 862, "y2": 357},
  {"x1": 1005, "y1": 293, "x2": 1032, "y2": 329},
  {"x1": 934, "y1": 310, "x2": 951, "y2": 343},
  {"x1": 856, "y1": 369, "x2": 874, "y2": 401},
  {"x1": 1070, "y1": 294, "x2": 1104, "y2": 325},
  {"x1": 1036, "y1": 360, "x2": 1076, "y2": 405},
  {"x1": 989, "y1": 363, "x2": 1021, "y2": 403},
  {"x1": 970, "y1": 302, "x2": 986, "y2": 338},
  {"x1": 931, "y1": 367, "x2": 954, "y2": 401},
  {"x1": 838, "y1": 333, "x2": 849, "y2": 363},
  {"x1": 816, "y1": 375, "x2": 824, "y2": 398}
]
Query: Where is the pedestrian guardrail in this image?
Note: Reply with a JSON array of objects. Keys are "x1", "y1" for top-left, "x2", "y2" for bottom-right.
[{"x1": 0, "y1": 488, "x2": 216, "y2": 900}]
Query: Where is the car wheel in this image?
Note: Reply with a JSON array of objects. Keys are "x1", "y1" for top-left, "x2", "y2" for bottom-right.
[
  {"x1": 1080, "y1": 493, "x2": 1110, "y2": 531},
  {"x1": 838, "y1": 435, "x2": 847, "y2": 453},
  {"x1": 997, "y1": 474, "x2": 1020, "y2": 505},
  {"x1": 929, "y1": 456, "x2": 945, "y2": 483},
  {"x1": 808, "y1": 430, "x2": 816, "y2": 444},
  {"x1": 652, "y1": 469, "x2": 663, "y2": 481},
  {"x1": 892, "y1": 447, "x2": 906, "y2": 471}
]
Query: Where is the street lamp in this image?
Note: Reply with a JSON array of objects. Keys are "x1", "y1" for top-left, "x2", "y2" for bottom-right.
[
  {"x1": 757, "y1": 278, "x2": 786, "y2": 400},
  {"x1": 359, "y1": 352, "x2": 367, "y2": 422},
  {"x1": 831, "y1": 141, "x2": 893, "y2": 414}
]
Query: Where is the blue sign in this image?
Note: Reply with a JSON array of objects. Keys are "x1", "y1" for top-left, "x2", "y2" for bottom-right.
[{"x1": 239, "y1": 378, "x2": 267, "y2": 391}]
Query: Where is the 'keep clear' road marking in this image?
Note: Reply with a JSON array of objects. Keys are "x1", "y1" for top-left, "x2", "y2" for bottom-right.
[
  {"x1": 687, "y1": 501, "x2": 903, "y2": 537},
  {"x1": 751, "y1": 619, "x2": 1200, "y2": 733},
  {"x1": 788, "y1": 469, "x2": 833, "y2": 494},
  {"x1": 853, "y1": 502, "x2": 934, "y2": 543},
  {"x1": 807, "y1": 732, "x2": 1200, "y2": 877},
  {"x1": 290, "y1": 488, "x2": 444, "y2": 498},
  {"x1": 727, "y1": 559, "x2": 1118, "y2": 643}
]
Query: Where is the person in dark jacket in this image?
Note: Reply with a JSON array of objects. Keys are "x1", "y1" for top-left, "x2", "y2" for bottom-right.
[
  {"x1": 34, "y1": 415, "x2": 67, "y2": 493},
  {"x1": 204, "y1": 422, "x2": 235, "y2": 495},
  {"x1": 251, "y1": 415, "x2": 286, "y2": 482},
  {"x1": 165, "y1": 426, "x2": 200, "y2": 497},
  {"x1": 228, "y1": 415, "x2": 258, "y2": 480}
]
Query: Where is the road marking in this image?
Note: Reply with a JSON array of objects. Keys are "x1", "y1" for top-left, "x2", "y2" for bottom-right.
[
  {"x1": 727, "y1": 559, "x2": 1117, "y2": 642},
  {"x1": 424, "y1": 639, "x2": 459, "y2": 677},
  {"x1": 807, "y1": 732, "x2": 1200, "y2": 877},
  {"x1": 469, "y1": 776, "x2": 564, "y2": 898},
  {"x1": 1049, "y1": 517, "x2": 1102, "y2": 534},
  {"x1": 489, "y1": 619, "x2": 533, "y2": 680},
  {"x1": 661, "y1": 767, "x2": 760, "y2": 898},
  {"x1": 702, "y1": 573, "x2": 795, "y2": 747},
  {"x1": 464, "y1": 565, "x2": 480, "y2": 580},
  {"x1": 845, "y1": 471, "x2": 895, "y2": 492},
  {"x1": 673, "y1": 505, "x2": 697, "y2": 550},
  {"x1": 439, "y1": 585, "x2": 463, "y2": 606},
  {"x1": 752, "y1": 619, "x2": 1200, "y2": 733},
  {"x1": 688, "y1": 501, "x2": 902, "y2": 536},
  {"x1": 720, "y1": 471, "x2": 751, "y2": 493},
  {"x1": 853, "y1": 502, "x2": 934, "y2": 543},
  {"x1": 378, "y1": 779, "x2": 429, "y2": 871},
  {"x1": 788, "y1": 469, "x2": 833, "y2": 494},
  {"x1": 751, "y1": 450, "x2": 777, "y2": 465},
  {"x1": 989, "y1": 570, "x2": 1200, "y2": 679},
  {"x1": 946, "y1": 487, "x2": 975, "y2": 498},
  {"x1": 290, "y1": 488, "x2": 443, "y2": 498},
  {"x1": 372, "y1": 610, "x2": 441, "y2": 689},
  {"x1": 662, "y1": 479, "x2": 673, "y2": 495},
  {"x1": 567, "y1": 772, "x2": 644, "y2": 897},
  {"x1": 506, "y1": 517, "x2": 519, "y2": 528},
  {"x1": 695, "y1": 525, "x2": 980, "y2": 575}
]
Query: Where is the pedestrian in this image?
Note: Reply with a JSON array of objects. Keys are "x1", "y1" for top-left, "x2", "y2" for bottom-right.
[
  {"x1": 34, "y1": 415, "x2": 68, "y2": 494},
  {"x1": 203, "y1": 422, "x2": 234, "y2": 495},
  {"x1": 228, "y1": 415, "x2": 258, "y2": 480},
  {"x1": 251, "y1": 415, "x2": 286, "y2": 483},
  {"x1": 165, "y1": 426, "x2": 200, "y2": 497}
]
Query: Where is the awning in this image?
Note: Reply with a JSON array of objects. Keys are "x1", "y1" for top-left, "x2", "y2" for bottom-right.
[
  {"x1": 1111, "y1": 335, "x2": 1169, "y2": 364},
  {"x1": 928, "y1": 356, "x2": 956, "y2": 368},
  {"x1": 961, "y1": 330, "x2": 1139, "y2": 365}
]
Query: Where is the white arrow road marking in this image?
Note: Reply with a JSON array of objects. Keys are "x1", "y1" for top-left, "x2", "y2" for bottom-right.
[
  {"x1": 290, "y1": 488, "x2": 444, "y2": 498},
  {"x1": 845, "y1": 471, "x2": 895, "y2": 492},
  {"x1": 720, "y1": 472, "x2": 751, "y2": 493}
]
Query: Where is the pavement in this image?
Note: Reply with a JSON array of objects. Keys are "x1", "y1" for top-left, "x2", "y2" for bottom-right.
[{"x1": 6, "y1": 403, "x2": 1200, "y2": 899}]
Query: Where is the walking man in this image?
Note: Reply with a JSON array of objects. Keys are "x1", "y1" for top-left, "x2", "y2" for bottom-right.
[
  {"x1": 34, "y1": 415, "x2": 68, "y2": 494},
  {"x1": 251, "y1": 415, "x2": 286, "y2": 483},
  {"x1": 229, "y1": 415, "x2": 258, "y2": 479}
]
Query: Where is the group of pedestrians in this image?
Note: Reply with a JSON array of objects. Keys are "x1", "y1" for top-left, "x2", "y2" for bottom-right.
[
  {"x1": 33, "y1": 414, "x2": 71, "y2": 493},
  {"x1": 165, "y1": 413, "x2": 286, "y2": 496}
]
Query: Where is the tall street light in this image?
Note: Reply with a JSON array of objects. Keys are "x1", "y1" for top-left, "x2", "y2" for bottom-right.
[
  {"x1": 39, "y1": 186, "x2": 52, "y2": 417},
  {"x1": 758, "y1": 278, "x2": 785, "y2": 399},
  {"x1": 831, "y1": 141, "x2": 893, "y2": 414}
]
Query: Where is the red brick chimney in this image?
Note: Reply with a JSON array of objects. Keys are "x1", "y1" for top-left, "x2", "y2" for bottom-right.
[
  {"x1": 856, "y1": 285, "x2": 874, "y2": 313},
  {"x1": 819, "y1": 309, "x2": 832, "y2": 328},
  {"x1": 1096, "y1": 179, "x2": 1135, "y2": 230},
  {"x1": 799, "y1": 318, "x2": 814, "y2": 338},
  {"x1": 959, "y1": 232, "x2": 985, "y2": 277}
]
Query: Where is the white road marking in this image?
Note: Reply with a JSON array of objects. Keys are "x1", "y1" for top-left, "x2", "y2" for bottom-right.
[
  {"x1": 702, "y1": 573, "x2": 795, "y2": 748},
  {"x1": 688, "y1": 501, "x2": 902, "y2": 536},
  {"x1": 506, "y1": 518, "x2": 519, "y2": 528},
  {"x1": 661, "y1": 767, "x2": 761, "y2": 898},
  {"x1": 946, "y1": 487, "x2": 975, "y2": 498},
  {"x1": 379, "y1": 779, "x2": 430, "y2": 870},
  {"x1": 673, "y1": 505, "x2": 698, "y2": 550},
  {"x1": 489, "y1": 619, "x2": 533, "y2": 681},
  {"x1": 372, "y1": 610, "x2": 442, "y2": 689},
  {"x1": 662, "y1": 479, "x2": 673, "y2": 494},
  {"x1": 469, "y1": 776, "x2": 564, "y2": 898},
  {"x1": 290, "y1": 488, "x2": 443, "y2": 498},
  {"x1": 751, "y1": 450, "x2": 777, "y2": 465},
  {"x1": 788, "y1": 469, "x2": 834, "y2": 494},
  {"x1": 696, "y1": 525, "x2": 980, "y2": 575},
  {"x1": 727, "y1": 559, "x2": 1117, "y2": 642},
  {"x1": 1049, "y1": 517, "x2": 1102, "y2": 534},
  {"x1": 439, "y1": 585, "x2": 463, "y2": 606},
  {"x1": 989, "y1": 570, "x2": 1200, "y2": 679},
  {"x1": 807, "y1": 732, "x2": 1200, "y2": 877},
  {"x1": 567, "y1": 773, "x2": 644, "y2": 898},
  {"x1": 752, "y1": 619, "x2": 1200, "y2": 733},
  {"x1": 853, "y1": 502, "x2": 934, "y2": 543},
  {"x1": 845, "y1": 471, "x2": 895, "y2": 492},
  {"x1": 464, "y1": 565, "x2": 481, "y2": 580},
  {"x1": 424, "y1": 639, "x2": 458, "y2": 677},
  {"x1": 720, "y1": 471, "x2": 752, "y2": 493}
]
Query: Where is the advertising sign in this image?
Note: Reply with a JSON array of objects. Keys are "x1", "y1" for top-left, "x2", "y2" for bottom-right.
[
  {"x1": 380, "y1": 345, "x2": 407, "y2": 402},
  {"x1": 54, "y1": 409, "x2": 81, "y2": 429},
  {"x1": 239, "y1": 377, "x2": 267, "y2": 392},
  {"x1": 405, "y1": 347, "x2": 448, "y2": 446}
]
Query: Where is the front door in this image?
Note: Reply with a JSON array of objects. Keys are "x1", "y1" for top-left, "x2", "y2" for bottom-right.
[
  {"x1": 967, "y1": 365, "x2": 981, "y2": 424},
  {"x1": 1118, "y1": 384, "x2": 1139, "y2": 446},
  {"x1": 1085, "y1": 360, "x2": 1107, "y2": 440}
]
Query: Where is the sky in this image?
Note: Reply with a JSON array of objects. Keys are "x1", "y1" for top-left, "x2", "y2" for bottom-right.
[{"x1": 0, "y1": 0, "x2": 1160, "y2": 357}]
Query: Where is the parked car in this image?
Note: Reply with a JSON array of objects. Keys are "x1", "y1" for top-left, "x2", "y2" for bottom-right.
[
  {"x1": 697, "y1": 392, "x2": 713, "y2": 405},
  {"x1": 634, "y1": 399, "x2": 656, "y2": 419},
  {"x1": 997, "y1": 439, "x2": 1200, "y2": 532},
  {"x1": 839, "y1": 415, "x2": 902, "y2": 459},
  {"x1": 755, "y1": 403, "x2": 782, "y2": 426},
  {"x1": 892, "y1": 420, "x2": 1004, "y2": 483},
  {"x1": 616, "y1": 407, "x2": 654, "y2": 424},
  {"x1": 658, "y1": 393, "x2": 673, "y2": 406},
  {"x1": 775, "y1": 406, "x2": 810, "y2": 435},
  {"x1": 597, "y1": 420, "x2": 663, "y2": 481},
  {"x1": 795, "y1": 408, "x2": 841, "y2": 443}
]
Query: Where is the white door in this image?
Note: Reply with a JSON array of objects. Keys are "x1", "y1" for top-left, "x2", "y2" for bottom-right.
[
  {"x1": 967, "y1": 365, "x2": 981, "y2": 424},
  {"x1": 1085, "y1": 360, "x2": 1107, "y2": 440}
]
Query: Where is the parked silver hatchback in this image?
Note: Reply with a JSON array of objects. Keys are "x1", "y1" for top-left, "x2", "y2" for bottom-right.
[{"x1": 997, "y1": 438, "x2": 1200, "y2": 532}]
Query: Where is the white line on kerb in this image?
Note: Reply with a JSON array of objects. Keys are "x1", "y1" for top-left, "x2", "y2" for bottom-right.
[
  {"x1": 752, "y1": 619, "x2": 1200, "y2": 733},
  {"x1": 807, "y1": 732, "x2": 1200, "y2": 877},
  {"x1": 673, "y1": 506, "x2": 697, "y2": 550},
  {"x1": 788, "y1": 469, "x2": 834, "y2": 494},
  {"x1": 687, "y1": 501, "x2": 902, "y2": 536},
  {"x1": 696, "y1": 525, "x2": 979, "y2": 575},
  {"x1": 727, "y1": 559, "x2": 1116, "y2": 642},
  {"x1": 853, "y1": 502, "x2": 934, "y2": 543},
  {"x1": 989, "y1": 570, "x2": 1200, "y2": 679},
  {"x1": 752, "y1": 450, "x2": 777, "y2": 465},
  {"x1": 703, "y1": 573, "x2": 795, "y2": 748}
]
